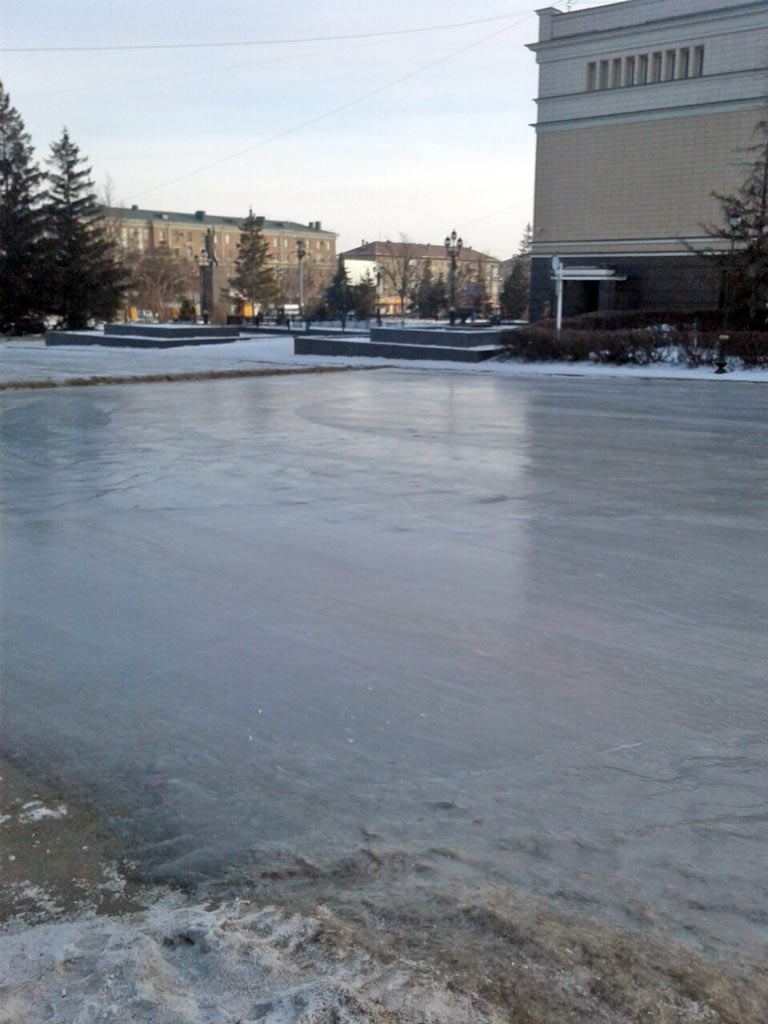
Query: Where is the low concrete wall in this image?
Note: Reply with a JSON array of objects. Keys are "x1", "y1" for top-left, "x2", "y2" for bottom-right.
[
  {"x1": 105, "y1": 323, "x2": 240, "y2": 339},
  {"x1": 369, "y1": 326, "x2": 506, "y2": 349},
  {"x1": 294, "y1": 336, "x2": 499, "y2": 362},
  {"x1": 45, "y1": 330, "x2": 237, "y2": 348}
]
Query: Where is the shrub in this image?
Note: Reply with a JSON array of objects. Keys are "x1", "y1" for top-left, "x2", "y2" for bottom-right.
[
  {"x1": 501, "y1": 313, "x2": 768, "y2": 367},
  {"x1": 696, "y1": 331, "x2": 768, "y2": 368},
  {"x1": 551, "y1": 309, "x2": 721, "y2": 332}
]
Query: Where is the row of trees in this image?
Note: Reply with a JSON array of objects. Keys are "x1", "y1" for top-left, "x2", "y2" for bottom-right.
[{"x1": 0, "y1": 81, "x2": 127, "y2": 332}]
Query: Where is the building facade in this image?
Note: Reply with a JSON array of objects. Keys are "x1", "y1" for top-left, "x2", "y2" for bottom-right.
[
  {"x1": 527, "y1": 0, "x2": 768, "y2": 319},
  {"x1": 339, "y1": 240, "x2": 501, "y2": 315},
  {"x1": 105, "y1": 205, "x2": 337, "y2": 313}
]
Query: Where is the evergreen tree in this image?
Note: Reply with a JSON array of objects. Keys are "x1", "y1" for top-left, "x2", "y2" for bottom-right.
[
  {"x1": 0, "y1": 81, "x2": 45, "y2": 333},
  {"x1": 44, "y1": 129, "x2": 126, "y2": 328},
  {"x1": 352, "y1": 269, "x2": 377, "y2": 318},
  {"x1": 414, "y1": 261, "x2": 447, "y2": 318},
  {"x1": 500, "y1": 223, "x2": 532, "y2": 319},
  {"x1": 325, "y1": 257, "x2": 351, "y2": 318},
  {"x1": 229, "y1": 209, "x2": 279, "y2": 312},
  {"x1": 710, "y1": 121, "x2": 768, "y2": 328}
]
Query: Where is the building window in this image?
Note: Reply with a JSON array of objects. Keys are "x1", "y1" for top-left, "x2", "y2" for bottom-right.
[
  {"x1": 623, "y1": 56, "x2": 635, "y2": 86},
  {"x1": 599, "y1": 60, "x2": 609, "y2": 89},
  {"x1": 693, "y1": 46, "x2": 704, "y2": 77},
  {"x1": 678, "y1": 47, "x2": 690, "y2": 78},
  {"x1": 224, "y1": 233, "x2": 230, "y2": 243},
  {"x1": 651, "y1": 52, "x2": 662, "y2": 83},
  {"x1": 611, "y1": 58, "x2": 622, "y2": 88},
  {"x1": 158, "y1": 230, "x2": 165, "y2": 241},
  {"x1": 664, "y1": 50, "x2": 676, "y2": 81},
  {"x1": 586, "y1": 62, "x2": 596, "y2": 91},
  {"x1": 637, "y1": 54, "x2": 648, "y2": 84}
]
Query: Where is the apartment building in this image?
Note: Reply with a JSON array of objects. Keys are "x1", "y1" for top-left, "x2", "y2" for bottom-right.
[
  {"x1": 105, "y1": 205, "x2": 337, "y2": 307},
  {"x1": 527, "y1": 0, "x2": 768, "y2": 319},
  {"x1": 340, "y1": 240, "x2": 501, "y2": 315}
]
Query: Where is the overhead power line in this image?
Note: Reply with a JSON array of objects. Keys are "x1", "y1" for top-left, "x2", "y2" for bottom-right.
[
  {"x1": 127, "y1": 13, "x2": 533, "y2": 202},
  {"x1": 1, "y1": 12, "x2": 528, "y2": 53}
]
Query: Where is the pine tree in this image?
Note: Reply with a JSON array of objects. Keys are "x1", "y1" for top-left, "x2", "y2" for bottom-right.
[
  {"x1": 325, "y1": 257, "x2": 351, "y2": 318},
  {"x1": 710, "y1": 121, "x2": 768, "y2": 328},
  {"x1": 44, "y1": 129, "x2": 126, "y2": 329},
  {"x1": 0, "y1": 81, "x2": 45, "y2": 333},
  {"x1": 352, "y1": 269, "x2": 377, "y2": 319},
  {"x1": 500, "y1": 223, "x2": 532, "y2": 319},
  {"x1": 229, "y1": 209, "x2": 279, "y2": 312}
]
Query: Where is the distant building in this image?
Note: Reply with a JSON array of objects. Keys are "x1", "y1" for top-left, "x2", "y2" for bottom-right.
[
  {"x1": 340, "y1": 240, "x2": 500, "y2": 315},
  {"x1": 527, "y1": 0, "x2": 768, "y2": 319},
  {"x1": 104, "y1": 205, "x2": 337, "y2": 311}
]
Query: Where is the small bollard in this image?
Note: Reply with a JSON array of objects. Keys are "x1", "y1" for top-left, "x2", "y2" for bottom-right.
[{"x1": 715, "y1": 334, "x2": 728, "y2": 374}]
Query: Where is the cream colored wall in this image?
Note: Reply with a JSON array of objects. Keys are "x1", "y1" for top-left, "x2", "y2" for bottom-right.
[{"x1": 533, "y1": 107, "x2": 760, "y2": 251}]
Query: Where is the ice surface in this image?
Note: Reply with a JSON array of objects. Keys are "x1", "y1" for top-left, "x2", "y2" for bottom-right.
[{"x1": 1, "y1": 369, "x2": 767, "y2": 971}]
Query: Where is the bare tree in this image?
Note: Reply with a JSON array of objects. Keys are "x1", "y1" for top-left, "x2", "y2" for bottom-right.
[
  {"x1": 127, "y1": 246, "x2": 196, "y2": 321},
  {"x1": 382, "y1": 235, "x2": 420, "y2": 317}
]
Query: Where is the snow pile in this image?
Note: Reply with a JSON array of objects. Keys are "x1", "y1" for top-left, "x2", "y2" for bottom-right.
[{"x1": 15, "y1": 799, "x2": 68, "y2": 824}]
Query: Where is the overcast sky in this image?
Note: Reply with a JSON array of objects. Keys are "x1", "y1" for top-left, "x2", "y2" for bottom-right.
[{"x1": 1, "y1": 1, "x2": 620, "y2": 259}]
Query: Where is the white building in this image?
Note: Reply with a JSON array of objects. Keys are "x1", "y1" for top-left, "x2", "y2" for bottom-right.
[{"x1": 527, "y1": 0, "x2": 768, "y2": 319}]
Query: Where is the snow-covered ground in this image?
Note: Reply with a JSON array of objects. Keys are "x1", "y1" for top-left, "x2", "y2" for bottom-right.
[{"x1": 2, "y1": 333, "x2": 767, "y2": 385}]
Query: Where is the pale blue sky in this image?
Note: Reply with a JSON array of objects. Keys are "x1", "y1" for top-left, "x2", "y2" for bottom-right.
[{"x1": 1, "y1": 1, "x2": 619, "y2": 258}]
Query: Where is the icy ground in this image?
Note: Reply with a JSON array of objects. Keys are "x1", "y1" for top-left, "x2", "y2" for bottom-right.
[{"x1": 1, "y1": 344, "x2": 767, "y2": 1022}]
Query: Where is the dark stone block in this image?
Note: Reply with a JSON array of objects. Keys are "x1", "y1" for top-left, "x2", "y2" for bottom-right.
[
  {"x1": 294, "y1": 336, "x2": 500, "y2": 362},
  {"x1": 45, "y1": 329, "x2": 238, "y2": 348},
  {"x1": 105, "y1": 323, "x2": 240, "y2": 340},
  {"x1": 369, "y1": 326, "x2": 506, "y2": 348}
]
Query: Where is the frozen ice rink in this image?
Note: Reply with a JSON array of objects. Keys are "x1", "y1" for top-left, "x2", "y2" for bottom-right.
[{"x1": 1, "y1": 368, "x2": 766, "y2": 955}]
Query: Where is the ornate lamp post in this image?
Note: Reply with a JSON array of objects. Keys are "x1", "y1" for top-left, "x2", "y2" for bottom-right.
[
  {"x1": 445, "y1": 229, "x2": 463, "y2": 323},
  {"x1": 296, "y1": 239, "x2": 307, "y2": 315},
  {"x1": 717, "y1": 213, "x2": 742, "y2": 374}
]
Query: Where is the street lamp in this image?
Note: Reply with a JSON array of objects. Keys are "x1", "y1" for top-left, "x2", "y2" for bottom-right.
[
  {"x1": 717, "y1": 213, "x2": 742, "y2": 373},
  {"x1": 445, "y1": 229, "x2": 463, "y2": 324},
  {"x1": 296, "y1": 239, "x2": 307, "y2": 315}
]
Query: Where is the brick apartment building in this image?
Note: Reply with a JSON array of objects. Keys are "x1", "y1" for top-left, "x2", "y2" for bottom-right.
[{"x1": 105, "y1": 205, "x2": 337, "y2": 312}]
